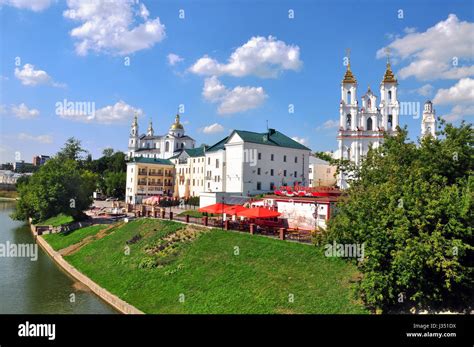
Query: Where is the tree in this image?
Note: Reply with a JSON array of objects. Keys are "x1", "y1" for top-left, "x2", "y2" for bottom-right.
[
  {"x1": 323, "y1": 122, "x2": 473, "y2": 312},
  {"x1": 313, "y1": 151, "x2": 334, "y2": 162},
  {"x1": 104, "y1": 171, "x2": 126, "y2": 198},
  {"x1": 13, "y1": 157, "x2": 98, "y2": 223},
  {"x1": 102, "y1": 148, "x2": 114, "y2": 158},
  {"x1": 57, "y1": 137, "x2": 87, "y2": 161}
]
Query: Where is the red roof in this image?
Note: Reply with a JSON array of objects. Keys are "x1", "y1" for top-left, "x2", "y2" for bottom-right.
[
  {"x1": 237, "y1": 207, "x2": 281, "y2": 219},
  {"x1": 198, "y1": 203, "x2": 230, "y2": 214}
]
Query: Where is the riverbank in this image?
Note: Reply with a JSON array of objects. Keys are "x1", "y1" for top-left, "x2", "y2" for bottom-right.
[{"x1": 35, "y1": 234, "x2": 143, "y2": 314}]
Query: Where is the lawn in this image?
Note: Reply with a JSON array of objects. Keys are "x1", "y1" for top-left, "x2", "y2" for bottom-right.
[
  {"x1": 58, "y1": 218, "x2": 367, "y2": 314},
  {"x1": 43, "y1": 224, "x2": 108, "y2": 251},
  {"x1": 177, "y1": 210, "x2": 216, "y2": 218},
  {"x1": 40, "y1": 213, "x2": 74, "y2": 226}
]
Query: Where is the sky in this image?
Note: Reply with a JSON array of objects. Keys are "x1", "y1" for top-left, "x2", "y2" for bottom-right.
[{"x1": 0, "y1": 0, "x2": 473, "y2": 163}]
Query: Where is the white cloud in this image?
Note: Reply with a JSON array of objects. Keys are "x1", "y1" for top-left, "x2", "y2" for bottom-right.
[
  {"x1": 415, "y1": 84, "x2": 434, "y2": 97},
  {"x1": 202, "y1": 123, "x2": 225, "y2": 134},
  {"x1": 190, "y1": 36, "x2": 302, "y2": 78},
  {"x1": 316, "y1": 119, "x2": 339, "y2": 131},
  {"x1": 17, "y1": 133, "x2": 53, "y2": 144},
  {"x1": 63, "y1": 0, "x2": 166, "y2": 56},
  {"x1": 202, "y1": 76, "x2": 267, "y2": 115},
  {"x1": 403, "y1": 27, "x2": 417, "y2": 34},
  {"x1": 443, "y1": 105, "x2": 474, "y2": 122},
  {"x1": 167, "y1": 53, "x2": 184, "y2": 66},
  {"x1": 291, "y1": 136, "x2": 309, "y2": 146},
  {"x1": 10, "y1": 103, "x2": 40, "y2": 119},
  {"x1": 433, "y1": 78, "x2": 474, "y2": 104},
  {"x1": 377, "y1": 14, "x2": 474, "y2": 81},
  {"x1": 58, "y1": 100, "x2": 143, "y2": 124},
  {"x1": 0, "y1": 0, "x2": 52, "y2": 11},
  {"x1": 14, "y1": 63, "x2": 64, "y2": 87}
]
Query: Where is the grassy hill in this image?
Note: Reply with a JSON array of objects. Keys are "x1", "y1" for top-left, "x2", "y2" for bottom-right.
[{"x1": 48, "y1": 218, "x2": 367, "y2": 314}]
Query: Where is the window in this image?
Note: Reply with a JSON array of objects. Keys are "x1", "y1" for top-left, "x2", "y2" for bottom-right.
[
  {"x1": 207, "y1": 157, "x2": 210, "y2": 165},
  {"x1": 181, "y1": 143, "x2": 184, "y2": 149},
  {"x1": 346, "y1": 114, "x2": 351, "y2": 129},
  {"x1": 283, "y1": 155, "x2": 287, "y2": 162},
  {"x1": 294, "y1": 171, "x2": 297, "y2": 178},
  {"x1": 367, "y1": 98, "x2": 371, "y2": 108},
  {"x1": 388, "y1": 114, "x2": 393, "y2": 129},
  {"x1": 270, "y1": 169, "x2": 274, "y2": 176},
  {"x1": 295, "y1": 156, "x2": 298, "y2": 163},
  {"x1": 258, "y1": 152, "x2": 262, "y2": 160},
  {"x1": 326, "y1": 168, "x2": 331, "y2": 174},
  {"x1": 257, "y1": 182, "x2": 261, "y2": 190},
  {"x1": 216, "y1": 159, "x2": 219, "y2": 168},
  {"x1": 165, "y1": 141, "x2": 170, "y2": 152},
  {"x1": 388, "y1": 90, "x2": 392, "y2": 101},
  {"x1": 270, "y1": 182, "x2": 275, "y2": 190},
  {"x1": 347, "y1": 90, "x2": 351, "y2": 103},
  {"x1": 367, "y1": 117, "x2": 373, "y2": 131},
  {"x1": 284, "y1": 170, "x2": 287, "y2": 177},
  {"x1": 271, "y1": 154, "x2": 274, "y2": 161},
  {"x1": 257, "y1": 168, "x2": 261, "y2": 175}
]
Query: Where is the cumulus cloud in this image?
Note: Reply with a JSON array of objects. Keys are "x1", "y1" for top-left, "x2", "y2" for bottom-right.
[
  {"x1": 201, "y1": 123, "x2": 225, "y2": 134},
  {"x1": 167, "y1": 53, "x2": 184, "y2": 66},
  {"x1": 0, "y1": 0, "x2": 52, "y2": 11},
  {"x1": 377, "y1": 14, "x2": 474, "y2": 81},
  {"x1": 58, "y1": 100, "x2": 143, "y2": 124},
  {"x1": 202, "y1": 76, "x2": 267, "y2": 115},
  {"x1": 63, "y1": 0, "x2": 166, "y2": 56},
  {"x1": 17, "y1": 133, "x2": 53, "y2": 144},
  {"x1": 415, "y1": 84, "x2": 434, "y2": 97},
  {"x1": 316, "y1": 119, "x2": 339, "y2": 131},
  {"x1": 14, "y1": 63, "x2": 64, "y2": 87},
  {"x1": 433, "y1": 78, "x2": 474, "y2": 104},
  {"x1": 291, "y1": 136, "x2": 309, "y2": 146},
  {"x1": 9, "y1": 103, "x2": 40, "y2": 119},
  {"x1": 190, "y1": 36, "x2": 302, "y2": 78}
]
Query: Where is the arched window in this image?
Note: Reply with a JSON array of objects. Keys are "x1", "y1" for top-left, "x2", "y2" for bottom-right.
[
  {"x1": 388, "y1": 114, "x2": 393, "y2": 129},
  {"x1": 367, "y1": 117, "x2": 373, "y2": 130},
  {"x1": 181, "y1": 143, "x2": 184, "y2": 149},
  {"x1": 165, "y1": 141, "x2": 170, "y2": 152},
  {"x1": 367, "y1": 98, "x2": 371, "y2": 108},
  {"x1": 347, "y1": 90, "x2": 351, "y2": 104},
  {"x1": 346, "y1": 114, "x2": 351, "y2": 129},
  {"x1": 388, "y1": 90, "x2": 392, "y2": 101}
]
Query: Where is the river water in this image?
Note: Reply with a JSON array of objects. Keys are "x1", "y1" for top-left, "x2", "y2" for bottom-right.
[{"x1": 0, "y1": 201, "x2": 116, "y2": 314}]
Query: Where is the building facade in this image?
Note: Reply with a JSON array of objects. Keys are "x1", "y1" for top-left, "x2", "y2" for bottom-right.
[
  {"x1": 421, "y1": 101, "x2": 437, "y2": 138},
  {"x1": 170, "y1": 147, "x2": 206, "y2": 198},
  {"x1": 128, "y1": 113, "x2": 196, "y2": 160},
  {"x1": 308, "y1": 157, "x2": 337, "y2": 187},
  {"x1": 125, "y1": 157, "x2": 175, "y2": 204}
]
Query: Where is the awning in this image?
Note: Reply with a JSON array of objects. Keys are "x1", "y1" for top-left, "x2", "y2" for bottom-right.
[
  {"x1": 223, "y1": 205, "x2": 248, "y2": 215},
  {"x1": 236, "y1": 207, "x2": 281, "y2": 219},
  {"x1": 198, "y1": 203, "x2": 231, "y2": 214}
]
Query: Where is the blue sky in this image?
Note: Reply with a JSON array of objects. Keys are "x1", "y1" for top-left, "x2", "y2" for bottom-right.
[{"x1": 0, "y1": 0, "x2": 473, "y2": 163}]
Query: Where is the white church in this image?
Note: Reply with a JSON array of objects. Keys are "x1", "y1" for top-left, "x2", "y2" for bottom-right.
[
  {"x1": 337, "y1": 57, "x2": 437, "y2": 188},
  {"x1": 127, "y1": 113, "x2": 196, "y2": 159}
]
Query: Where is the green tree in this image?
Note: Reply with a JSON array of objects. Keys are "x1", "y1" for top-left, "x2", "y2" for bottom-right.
[
  {"x1": 104, "y1": 171, "x2": 126, "y2": 198},
  {"x1": 324, "y1": 122, "x2": 473, "y2": 312},
  {"x1": 57, "y1": 137, "x2": 87, "y2": 161},
  {"x1": 13, "y1": 157, "x2": 98, "y2": 223}
]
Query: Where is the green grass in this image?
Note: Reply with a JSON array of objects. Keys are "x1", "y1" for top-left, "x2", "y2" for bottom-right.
[
  {"x1": 0, "y1": 190, "x2": 18, "y2": 199},
  {"x1": 40, "y1": 213, "x2": 74, "y2": 227},
  {"x1": 58, "y1": 218, "x2": 367, "y2": 314},
  {"x1": 177, "y1": 210, "x2": 217, "y2": 218},
  {"x1": 43, "y1": 224, "x2": 108, "y2": 251}
]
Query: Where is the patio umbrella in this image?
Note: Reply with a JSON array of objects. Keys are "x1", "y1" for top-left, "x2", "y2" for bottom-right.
[
  {"x1": 237, "y1": 207, "x2": 281, "y2": 219},
  {"x1": 223, "y1": 205, "x2": 248, "y2": 215},
  {"x1": 198, "y1": 203, "x2": 231, "y2": 214}
]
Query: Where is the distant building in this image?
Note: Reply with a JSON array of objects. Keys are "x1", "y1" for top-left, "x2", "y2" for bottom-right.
[
  {"x1": 32, "y1": 155, "x2": 50, "y2": 166},
  {"x1": 421, "y1": 101, "x2": 437, "y2": 139},
  {"x1": 0, "y1": 170, "x2": 31, "y2": 184},
  {"x1": 308, "y1": 157, "x2": 337, "y2": 187},
  {"x1": 128, "y1": 113, "x2": 196, "y2": 160},
  {"x1": 125, "y1": 157, "x2": 175, "y2": 204}
]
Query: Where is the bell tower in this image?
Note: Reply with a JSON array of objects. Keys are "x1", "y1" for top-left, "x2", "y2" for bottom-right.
[
  {"x1": 421, "y1": 101, "x2": 436, "y2": 138},
  {"x1": 379, "y1": 49, "x2": 399, "y2": 132},
  {"x1": 128, "y1": 112, "x2": 139, "y2": 158}
]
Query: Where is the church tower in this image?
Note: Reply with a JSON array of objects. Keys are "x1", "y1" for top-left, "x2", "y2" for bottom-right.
[
  {"x1": 379, "y1": 56, "x2": 399, "y2": 132},
  {"x1": 128, "y1": 112, "x2": 139, "y2": 158},
  {"x1": 421, "y1": 101, "x2": 436, "y2": 138},
  {"x1": 147, "y1": 119, "x2": 154, "y2": 136}
]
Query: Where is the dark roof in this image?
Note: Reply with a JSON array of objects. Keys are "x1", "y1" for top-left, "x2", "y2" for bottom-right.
[
  {"x1": 231, "y1": 129, "x2": 311, "y2": 150},
  {"x1": 184, "y1": 147, "x2": 205, "y2": 157},
  {"x1": 128, "y1": 157, "x2": 173, "y2": 165},
  {"x1": 206, "y1": 136, "x2": 229, "y2": 152}
]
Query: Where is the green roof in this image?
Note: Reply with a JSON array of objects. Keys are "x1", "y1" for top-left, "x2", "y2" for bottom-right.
[
  {"x1": 206, "y1": 136, "x2": 229, "y2": 152},
  {"x1": 232, "y1": 129, "x2": 311, "y2": 150},
  {"x1": 128, "y1": 157, "x2": 173, "y2": 165},
  {"x1": 184, "y1": 147, "x2": 206, "y2": 157}
]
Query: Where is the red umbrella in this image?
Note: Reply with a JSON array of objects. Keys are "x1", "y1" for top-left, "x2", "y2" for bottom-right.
[
  {"x1": 237, "y1": 207, "x2": 281, "y2": 219},
  {"x1": 198, "y1": 203, "x2": 231, "y2": 214},
  {"x1": 223, "y1": 205, "x2": 248, "y2": 215}
]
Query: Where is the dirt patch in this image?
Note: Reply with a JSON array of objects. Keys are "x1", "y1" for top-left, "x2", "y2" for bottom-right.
[
  {"x1": 72, "y1": 281, "x2": 91, "y2": 292},
  {"x1": 59, "y1": 223, "x2": 118, "y2": 256}
]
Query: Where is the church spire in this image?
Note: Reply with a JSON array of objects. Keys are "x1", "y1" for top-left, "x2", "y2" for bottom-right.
[
  {"x1": 382, "y1": 48, "x2": 397, "y2": 83},
  {"x1": 147, "y1": 118, "x2": 154, "y2": 136},
  {"x1": 342, "y1": 48, "x2": 357, "y2": 84}
]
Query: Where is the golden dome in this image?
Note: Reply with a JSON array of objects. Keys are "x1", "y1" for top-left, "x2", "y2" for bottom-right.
[
  {"x1": 342, "y1": 64, "x2": 357, "y2": 84},
  {"x1": 382, "y1": 62, "x2": 397, "y2": 83},
  {"x1": 170, "y1": 114, "x2": 183, "y2": 130}
]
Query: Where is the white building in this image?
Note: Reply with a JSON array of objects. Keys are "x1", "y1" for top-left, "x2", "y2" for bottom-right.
[
  {"x1": 421, "y1": 101, "x2": 437, "y2": 138},
  {"x1": 204, "y1": 129, "x2": 311, "y2": 196},
  {"x1": 128, "y1": 113, "x2": 196, "y2": 160},
  {"x1": 170, "y1": 147, "x2": 206, "y2": 198},
  {"x1": 309, "y1": 157, "x2": 337, "y2": 187}
]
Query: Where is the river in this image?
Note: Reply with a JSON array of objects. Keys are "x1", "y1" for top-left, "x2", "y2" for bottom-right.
[{"x1": 0, "y1": 200, "x2": 116, "y2": 314}]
